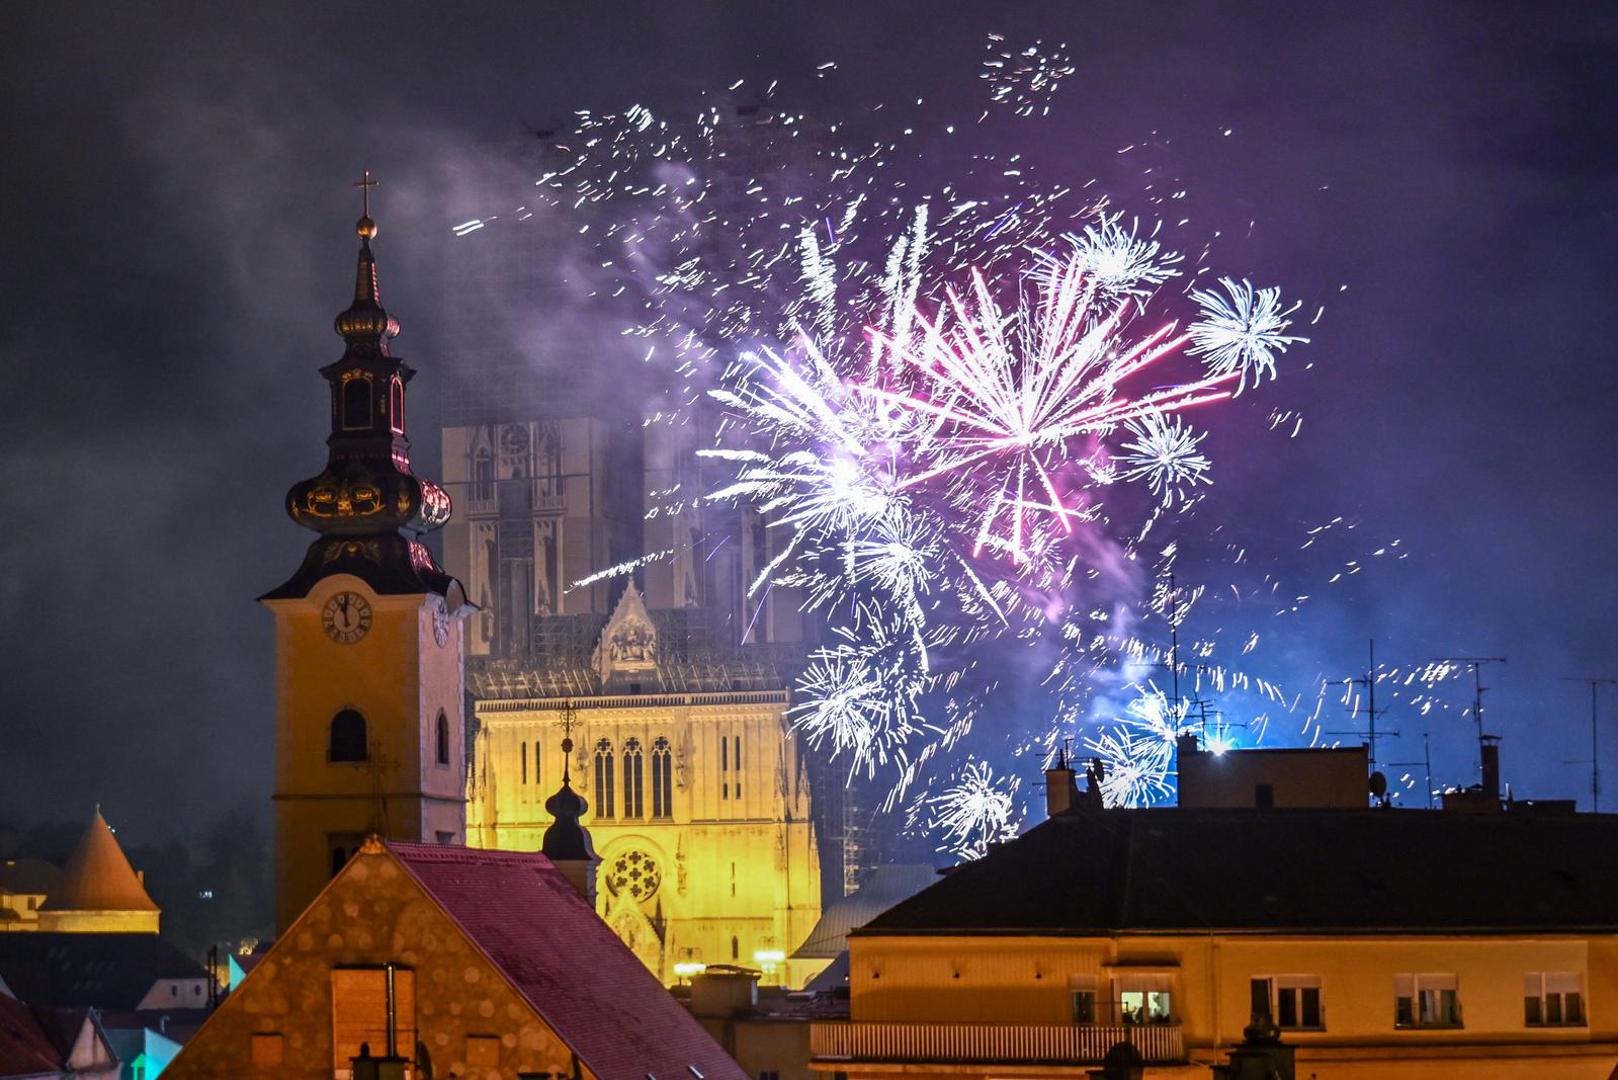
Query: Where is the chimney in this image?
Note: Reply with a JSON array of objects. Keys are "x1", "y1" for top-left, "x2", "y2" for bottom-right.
[
  {"x1": 1045, "y1": 749, "x2": 1081, "y2": 818},
  {"x1": 1481, "y1": 737, "x2": 1501, "y2": 801}
]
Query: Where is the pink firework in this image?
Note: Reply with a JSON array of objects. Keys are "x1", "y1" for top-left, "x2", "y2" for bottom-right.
[{"x1": 866, "y1": 255, "x2": 1238, "y2": 560}]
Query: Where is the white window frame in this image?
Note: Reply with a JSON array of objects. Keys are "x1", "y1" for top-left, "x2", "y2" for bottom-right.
[
  {"x1": 1253, "y1": 975, "x2": 1324, "y2": 1030},
  {"x1": 1525, "y1": 972, "x2": 1585, "y2": 1027},
  {"x1": 1394, "y1": 973, "x2": 1461, "y2": 1029}
]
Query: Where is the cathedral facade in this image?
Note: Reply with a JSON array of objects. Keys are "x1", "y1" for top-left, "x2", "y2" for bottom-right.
[{"x1": 439, "y1": 410, "x2": 828, "y2": 988}]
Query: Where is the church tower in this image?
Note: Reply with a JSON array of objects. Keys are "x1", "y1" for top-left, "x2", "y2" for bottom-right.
[{"x1": 261, "y1": 178, "x2": 471, "y2": 933}]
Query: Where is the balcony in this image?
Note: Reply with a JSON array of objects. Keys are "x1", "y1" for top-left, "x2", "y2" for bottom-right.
[{"x1": 810, "y1": 1021, "x2": 1185, "y2": 1066}]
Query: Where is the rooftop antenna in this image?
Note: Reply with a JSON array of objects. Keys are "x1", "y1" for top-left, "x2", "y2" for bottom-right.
[
  {"x1": 1386, "y1": 732, "x2": 1435, "y2": 809},
  {"x1": 1436, "y1": 656, "x2": 1506, "y2": 781},
  {"x1": 1349, "y1": 639, "x2": 1396, "y2": 772},
  {"x1": 1561, "y1": 677, "x2": 1616, "y2": 812},
  {"x1": 1157, "y1": 572, "x2": 1185, "y2": 718}
]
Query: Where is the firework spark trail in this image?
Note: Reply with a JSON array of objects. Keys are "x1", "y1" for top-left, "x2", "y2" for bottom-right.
[
  {"x1": 447, "y1": 36, "x2": 1338, "y2": 835},
  {"x1": 922, "y1": 758, "x2": 1023, "y2": 859}
]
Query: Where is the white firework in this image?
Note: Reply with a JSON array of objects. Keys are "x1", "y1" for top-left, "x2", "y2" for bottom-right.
[
  {"x1": 1081, "y1": 683, "x2": 1194, "y2": 807},
  {"x1": 789, "y1": 619, "x2": 935, "y2": 779},
  {"x1": 1041, "y1": 215, "x2": 1182, "y2": 304},
  {"x1": 1188, "y1": 278, "x2": 1307, "y2": 394},
  {"x1": 1115, "y1": 411, "x2": 1212, "y2": 506},
  {"x1": 925, "y1": 758, "x2": 1022, "y2": 859}
]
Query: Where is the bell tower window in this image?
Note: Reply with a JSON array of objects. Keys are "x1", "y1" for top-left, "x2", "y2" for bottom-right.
[
  {"x1": 341, "y1": 375, "x2": 373, "y2": 430},
  {"x1": 389, "y1": 377, "x2": 405, "y2": 434},
  {"x1": 435, "y1": 711, "x2": 450, "y2": 767},
  {"x1": 329, "y1": 709, "x2": 368, "y2": 763}
]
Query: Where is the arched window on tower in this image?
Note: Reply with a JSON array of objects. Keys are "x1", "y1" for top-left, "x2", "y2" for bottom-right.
[
  {"x1": 341, "y1": 375, "x2": 373, "y2": 430},
  {"x1": 472, "y1": 448, "x2": 493, "y2": 502},
  {"x1": 622, "y1": 738, "x2": 644, "y2": 819},
  {"x1": 651, "y1": 737, "x2": 672, "y2": 818},
  {"x1": 328, "y1": 709, "x2": 368, "y2": 763},
  {"x1": 594, "y1": 739, "x2": 615, "y2": 819},
  {"x1": 435, "y1": 710, "x2": 450, "y2": 767},
  {"x1": 389, "y1": 377, "x2": 405, "y2": 434}
]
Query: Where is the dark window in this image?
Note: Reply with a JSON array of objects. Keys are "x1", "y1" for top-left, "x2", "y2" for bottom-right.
[
  {"x1": 594, "y1": 739, "x2": 614, "y2": 819},
  {"x1": 1250, "y1": 978, "x2": 1272, "y2": 1023},
  {"x1": 521, "y1": 741, "x2": 528, "y2": 784},
  {"x1": 733, "y1": 736, "x2": 742, "y2": 800},
  {"x1": 535, "y1": 741, "x2": 542, "y2": 788},
  {"x1": 1071, "y1": 990, "x2": 1096, "y2": 1024},
  {"x1": 435, "y1": 711, "x2": 450, "y2": 766},
  {"x1": 731, "y1": 935, "x2": 740, "y2": 961},
  {"x1": 341, "y1": 376, "x2": 372, "y2": 430},
  {"x1": 435, "y1": 831, "x2": 454, "y2": 845},
  {"x1": 651, "y1": 737, "x2": 673, "y2": 818},
  {"x1": 389, "y1": 378, "x2": 405, "y2": 434},
  {"x1": 623, "y1": 738, "x2": 644, "y2": 818},
  {"x1": 473, "y1": 449, "x2": 493, "y2": 501},
  {"x1": 329, "y1": 709, "x2": 368, "y2": 762},
  {"x1": 331, "y1": 846, "x2": 348, "y2": 877},
  {"x1": 1255, "y1": 783, "x2": 1275, "y2": 809}
]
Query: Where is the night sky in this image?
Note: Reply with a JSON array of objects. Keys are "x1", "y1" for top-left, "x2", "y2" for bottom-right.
[{"x1": 2, "y1": 3, "x2": 1615, "y2": 843}]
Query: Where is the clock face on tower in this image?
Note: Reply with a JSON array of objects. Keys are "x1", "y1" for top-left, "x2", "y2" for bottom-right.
[{"x1": 321, "y1": 591, "x2": 373, "y2": 644}]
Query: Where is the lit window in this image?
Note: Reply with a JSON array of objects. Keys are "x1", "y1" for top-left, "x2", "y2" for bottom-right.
[
  {"x1": 1115, "y1": 974, "x2": 1174, "y2": 1025},
  {"x1": 1395, "y1": 974, "x2": 1461, "y2": 1028},
  {"x1": 328, "y1": 709, "x2": 367, "y2": 763},
  {"x1": 1525, "y1": 973, "x2": 1584, "y2": 1026},
  {"x1": 1251, "y1": 976, "x2": 1323, "y2": 1029}
]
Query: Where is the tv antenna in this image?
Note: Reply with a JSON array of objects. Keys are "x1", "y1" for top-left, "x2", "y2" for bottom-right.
[
  {"x1": 1435, "y1": 655, "x2": 1506, "y2": 781},
  {"x1": 1561, "y1": 677, "x2": 1616, "y2": 812},
  {"x1": 1348, "y1": 640, "x2": 1396, "y2": 771},
  {"x1": 1385, "y1": 731, "x2": 1436, "y2": 809},
  {"x1": 1156, "y1": 573, "x2": 1189, "y2": 717}
]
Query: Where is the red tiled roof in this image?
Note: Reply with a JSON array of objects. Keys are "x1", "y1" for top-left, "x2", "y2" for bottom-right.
[
  {"x1": 0, "y1": 993, "x2": 63, "y2": 1077},
  {"x1": 389, "y1": 842, "x2": 747, "y2": 1080}
]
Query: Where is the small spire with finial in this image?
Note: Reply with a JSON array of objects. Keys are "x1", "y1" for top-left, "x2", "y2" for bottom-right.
[
  {"x1": 355, "y1": 169, "x2": 379, "y2": 240},
  {"x1": 335, "y1": 169, "x2": 399, "y2": 346}
]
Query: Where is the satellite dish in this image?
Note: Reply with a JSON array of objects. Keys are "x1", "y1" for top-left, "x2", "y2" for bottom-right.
[{"x1": 1369, "y1": 771, "x2": 1388, "y2": 798}]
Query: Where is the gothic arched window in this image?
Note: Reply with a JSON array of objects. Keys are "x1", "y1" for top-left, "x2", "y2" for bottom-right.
[
  {"x1": 594, "y1": 739, "x2": 615, "y2": 819},
  {"x1": 389, "y1": 377, "x2": 405, "y2": 434},
  {"x1": 521, "y1": 741, "x2": 528, "y2": 785},
  {"x1": 435, "y1": 710, "x2": 450, "y2": 767},
  {"x1": 328, "y1": 709, "x2": 367, "y2": 763},
  {"x1": 340, "y1": 375, "x2": 372, "y2": 431},
  {"x1": 622, "y1": 738, "x2": 644, "y2": 819},
  {"x1": 651, "y1": 737, "x2": 672, "y2": 818},
  {"x1": 473, "y1": 448, "x2": 494, "y2": 502}
]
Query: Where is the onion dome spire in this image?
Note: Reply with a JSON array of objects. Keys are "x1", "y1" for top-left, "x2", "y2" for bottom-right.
[
  {"x1": 334, "y1": 171, "x2": 401, "y2": 348},
  {"x1": 261, "y1": 172, "x2": 461, "y2": 602},
  {"x1": 543, "y1": 702, "x2": 596, "y2": 863}
]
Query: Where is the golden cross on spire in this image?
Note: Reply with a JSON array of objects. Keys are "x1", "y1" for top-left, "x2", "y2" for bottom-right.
[
  {"x1": 557, "y1": 699, "x2": 578, "y2": 781},
  {"x1": 354, "y1": 169, "x2": 379, "y2": 217}
]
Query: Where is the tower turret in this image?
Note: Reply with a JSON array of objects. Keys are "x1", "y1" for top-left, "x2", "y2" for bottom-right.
[
  {"x1": 541, "y1": 703, "x2": 600, "y2": 904},
  {"x1": 261, "y1": 176, "x2": 471, "y2": 933},
  {"x1": 264, "y1": 172, "x2": 455, "y2": 601}
]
